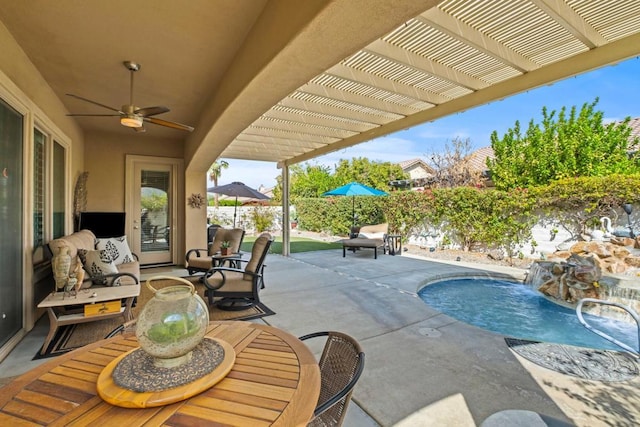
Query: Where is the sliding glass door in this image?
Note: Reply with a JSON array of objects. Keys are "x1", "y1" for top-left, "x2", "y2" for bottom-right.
[{"x1": 0, "y1": 98, "x2": 23, "y2": 347}]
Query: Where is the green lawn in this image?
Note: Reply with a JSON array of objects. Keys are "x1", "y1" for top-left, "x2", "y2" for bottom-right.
[{"x1": 240, "y1": 236, "x2": 342, "y2": 253}]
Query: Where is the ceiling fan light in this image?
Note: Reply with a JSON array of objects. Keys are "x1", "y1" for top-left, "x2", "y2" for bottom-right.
[{"x1": 121, "y1": 115, "x2": 143, "y2": 128}]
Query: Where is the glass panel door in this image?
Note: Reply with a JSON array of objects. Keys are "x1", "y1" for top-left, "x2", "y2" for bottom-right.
[
  {"x1": 0, "y1": 98, "x2": 23, "y2": 347},
  {"x1": 141, "y1": 169, "x2": 171, "y2": 253},
  {"x1": 133, "y1": 163, "x2": 173, "y2": 264},
  {"x1": 52, "y1": 141, "x2": 65, "y2": 238}
]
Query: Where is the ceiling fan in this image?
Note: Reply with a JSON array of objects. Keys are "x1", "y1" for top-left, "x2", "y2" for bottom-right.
[{"x1": 66, "y1": 61, "x2": 194, "y2": 133}]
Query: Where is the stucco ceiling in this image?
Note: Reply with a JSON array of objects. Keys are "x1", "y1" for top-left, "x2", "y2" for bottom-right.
[{"x1": 1, "y1": 0, "x2": 640, "y2": 174}]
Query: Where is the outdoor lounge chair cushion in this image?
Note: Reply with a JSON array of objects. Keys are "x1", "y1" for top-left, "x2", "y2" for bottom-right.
[
  {"x1": 355, "y1": 223, "x2": 388, "y2": 237},
  {"x1": 244, "y1": 233, "x2": 271, "y2": 280},
  {"x1": 48, "y1": 229, "x2": 140, "y2": 288},
  {"x1": 185, "y1": 228, "x2": 246, "y2": 274},
  {"x1": 358, "y1": 231, "x2": 385, "y2": 239},
  {"x1": 208, "y1": 228, "x2": 244, "y2": 256}
]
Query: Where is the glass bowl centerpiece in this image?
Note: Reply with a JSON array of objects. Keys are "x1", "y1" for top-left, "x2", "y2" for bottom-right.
[{"x1": 136, "y1": 276, "x2": 209, "y2": 368}]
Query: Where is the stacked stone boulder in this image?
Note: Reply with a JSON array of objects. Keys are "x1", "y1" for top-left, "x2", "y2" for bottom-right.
[
  {"x1": 548, "y1": 238, "x2": 640, "y2": 276},
  {"x1": 526, "y1": 238, "x2": 640, "y2": 319}
]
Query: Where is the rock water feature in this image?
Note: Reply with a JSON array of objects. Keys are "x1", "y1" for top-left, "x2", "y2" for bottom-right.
[{"x1": 525, "y1": 239, "x2": 640, "y2": 321}]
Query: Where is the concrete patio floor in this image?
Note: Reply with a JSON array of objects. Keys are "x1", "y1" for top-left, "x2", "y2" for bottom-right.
[{"x1": 2, "y1": 249, "x2": 638, "y2": 426}]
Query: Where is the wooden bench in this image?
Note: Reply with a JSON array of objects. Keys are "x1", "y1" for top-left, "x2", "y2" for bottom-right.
[{"x1": 342, "y1": 223, "x2": 388, "y2": 259}]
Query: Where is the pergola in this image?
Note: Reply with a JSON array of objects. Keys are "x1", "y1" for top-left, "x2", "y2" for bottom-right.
[{"x1": 1, "y1": 0, "x2": 639, "y2": 254}]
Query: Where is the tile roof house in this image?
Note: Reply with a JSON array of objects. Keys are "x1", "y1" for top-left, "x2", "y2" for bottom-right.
[
  {"x1": 626, "y1": 117, "x2": 640, "y2": 149},
  {"x1": 466, "y1": 146, "x2": 495, "y2": 173},
  {"x1": 396, "y1": 158, "x2": 435, "y2": 188}
]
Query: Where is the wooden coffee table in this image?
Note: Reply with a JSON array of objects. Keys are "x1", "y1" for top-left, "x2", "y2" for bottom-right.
[{"x1": 36, "y1": 284, "x2": 140, "y2": 355}]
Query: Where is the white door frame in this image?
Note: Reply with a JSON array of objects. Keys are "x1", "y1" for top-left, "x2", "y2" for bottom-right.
[{"x1": 125, "y1": 155, "x2": 183, "y2": 265}]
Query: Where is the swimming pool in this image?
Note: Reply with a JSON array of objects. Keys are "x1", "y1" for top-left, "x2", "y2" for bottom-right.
[{"x1": 418, "y1": 278, "x2": 638, "y2": 351}]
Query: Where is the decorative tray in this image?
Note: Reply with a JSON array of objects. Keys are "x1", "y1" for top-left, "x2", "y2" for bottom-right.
[{"x1": 97, "y1": 337, "x2": 235, "y2": 408}]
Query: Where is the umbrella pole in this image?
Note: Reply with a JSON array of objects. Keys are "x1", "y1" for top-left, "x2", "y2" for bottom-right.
[
  {"x1": 352, "y1": 196, "x2": 356, "y2": 227},
  {"x1": 233, "y1": 195, "x2": 238, "y2": 228}
]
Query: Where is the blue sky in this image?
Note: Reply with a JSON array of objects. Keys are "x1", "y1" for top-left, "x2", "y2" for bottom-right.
[{"x1": 216, "y1": 57, "x2": 640, "y2": 190}]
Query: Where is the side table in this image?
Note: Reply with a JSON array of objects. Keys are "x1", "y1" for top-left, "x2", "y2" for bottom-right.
[
  {"x1": 387, "y1": 234, "x2": 402, "y2": 255},
  {"x1": 36, "y1": 284, "x2": 140, "y2": 355},
  {"x1": 211, "y1": 252, "x2": 243, "y2": 268}
]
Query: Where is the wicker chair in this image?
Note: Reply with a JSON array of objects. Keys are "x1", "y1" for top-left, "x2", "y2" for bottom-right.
[
  {"x1": 202, "y1": 232, "x2": 272, "y2": 310},
  {"x1": 299, "y1": 331, "x2": 365, "y2": 427},
  {"x1": 185, "y1": 228, "x2": 245, "y2": 275}
]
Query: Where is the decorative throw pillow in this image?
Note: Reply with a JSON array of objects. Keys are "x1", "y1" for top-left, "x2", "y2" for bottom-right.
[
  {"x1": 78, "y1": 249, "x2": 119, "y2": 286},
  {"x1": 358, "y1": 232, "x2": 385, "y2": 240},
  {"x1": 96, "y1": 236, "x2": 134, "y2": 265}
]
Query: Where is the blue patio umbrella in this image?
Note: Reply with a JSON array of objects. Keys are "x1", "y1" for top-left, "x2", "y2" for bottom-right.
[{"x1": 323, "y1": 182, "x2": 388, "y2": 226}]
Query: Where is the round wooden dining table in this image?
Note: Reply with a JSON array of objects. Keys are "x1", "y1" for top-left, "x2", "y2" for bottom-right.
[{"x1": 0, "y1": 321, "x2": 321, "y2": 426}]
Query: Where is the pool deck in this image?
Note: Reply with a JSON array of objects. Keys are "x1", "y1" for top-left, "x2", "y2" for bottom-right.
[{"x1": 2, "y1": 249, "x2": 639, "y2": 426}]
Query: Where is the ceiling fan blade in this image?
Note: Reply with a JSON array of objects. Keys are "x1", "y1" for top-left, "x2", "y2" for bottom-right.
[
  {"x1": 135, "y1": 106, "x2": 170, "y2": 117},
  {"x1": 133, "y1": 126, "x2": 146, "y2": 133},
  {"x1": 144, "y1": 117, "x2": 194, "y2": 132},
  {"x1": 67, "y1": 113, "x2": 121, "y2": 117},
  {"x1": 66, "y1": 94, "x2": 122, "y2": 113}
]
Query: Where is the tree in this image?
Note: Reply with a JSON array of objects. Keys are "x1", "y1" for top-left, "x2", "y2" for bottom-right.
[
  {"x1": 289, "y1": 163, "x2": 335, "y2": 201},
  {"x1": 208, "y1": 160, "x2": 229, "y2": 207},
  {"x1": 488, "y1": 99, "x2": 640, "y2": 190},
  {"x1": 428, "y1": 137, "x2": 484, "y2": 188},
  {"x1": 333, "y1": 157, "x2": 407, "y2": 191}
]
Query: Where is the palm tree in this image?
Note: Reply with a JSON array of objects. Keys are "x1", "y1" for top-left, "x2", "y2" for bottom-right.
[{"x1": 208, "y1": 160, "x2": 229, "y2": 207}]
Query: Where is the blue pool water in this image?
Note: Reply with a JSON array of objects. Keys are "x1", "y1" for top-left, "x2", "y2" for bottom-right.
[{"x1": 418, "y1": 278, "x2": 638, "y2": 351}]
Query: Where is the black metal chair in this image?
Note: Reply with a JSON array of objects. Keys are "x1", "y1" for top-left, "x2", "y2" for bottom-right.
[
  {"x1": 299, "y1": 331, "x2": 365, "y2": 427},
  {"x1": 207, "y1": 224, "x2": 221, "y2": 243},
  {"x1": 185, "y1": 227, "x2": 245, "y2": 275},
  {"x1": 202, "y1": 232, "x2": 272, "y2": 310}
]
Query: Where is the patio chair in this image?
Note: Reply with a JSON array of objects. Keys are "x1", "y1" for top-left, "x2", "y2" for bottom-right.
[
  {"x1": 185, "y1": 227, "x2": 245, "y2": 275},
  {"x1": 202, "y1": 232, "x2": 273, "y2": 310},
  {"x1": 342, "y1": 223, "x2": 389, "y2": 259},
  {"x1": 299, "y1": 331, "x2": 365, "y2": 427},
  {"x1": 207, "y1": 223, "x2": 221, "y2": 243}
]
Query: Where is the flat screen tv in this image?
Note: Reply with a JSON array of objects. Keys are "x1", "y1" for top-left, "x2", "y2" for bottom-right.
[{"x1": 78, "y1": 212, "x2": 126, "y2": 238}]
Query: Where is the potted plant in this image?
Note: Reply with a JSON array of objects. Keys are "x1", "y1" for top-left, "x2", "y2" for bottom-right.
[{"x1": 220, "y1": 241, "x2": 232, "y2": 256}]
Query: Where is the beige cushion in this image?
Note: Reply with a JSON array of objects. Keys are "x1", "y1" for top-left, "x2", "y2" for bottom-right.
[
  {"x1": 358, "y1": 223, "x2": 388, "y2": 235},
  {"x1": 244, "y1": 233, "x2": 271, "y2": 279},
  {"x1": 343, "y1": 237, "x2": 385, "y2": 248},
  {"x1": 358, "y1": 231, "x2": 385, "y2": 239},
  {"x1": 206, "y1": 271, "x2": 253, "y2": 293},
  {"x1": 116, "y1": 261, "x2": 140, "y2": 286},
  {"x1": 209, "y1": 228, "x2": 244, "y2": 255},
  {"x1": 188, "y1": 256, "x2": 214, "y2": 270}
]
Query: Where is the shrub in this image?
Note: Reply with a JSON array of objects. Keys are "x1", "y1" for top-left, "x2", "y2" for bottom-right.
[{"x1": 250, "y1": 206, "x2": 274, "y2": 232}]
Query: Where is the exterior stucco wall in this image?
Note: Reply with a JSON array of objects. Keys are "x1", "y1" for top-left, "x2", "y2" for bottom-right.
[
  {"x1": 0, "y1": 19, "x2": 86, "y2": 348},
  {"x1": 84, "y1": 131, "x2": 183, "y2": 212}
]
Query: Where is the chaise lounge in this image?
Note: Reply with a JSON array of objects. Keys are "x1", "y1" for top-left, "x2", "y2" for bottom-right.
[{"x1": 341, "y1": 223, "x2": 389, "y2": 259}]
